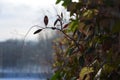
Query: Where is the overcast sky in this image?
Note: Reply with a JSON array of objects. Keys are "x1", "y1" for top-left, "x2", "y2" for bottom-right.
[{"x1": 0, "y1": 0, "x2": 65, "y2": 41}]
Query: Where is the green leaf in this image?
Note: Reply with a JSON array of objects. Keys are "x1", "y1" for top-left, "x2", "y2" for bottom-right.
[
  {"x1": 51, "y1": 71, "x2": 61, "y2": 80},
  {"x1": 67, "y1": 21, "x2": 78, "y2": 32},
  {"x1": 56, "y1": 0, "x2": 61, "y2": 4},
  {"x1": 62, "y1": 0, "x2": 72, "y2": 8}
]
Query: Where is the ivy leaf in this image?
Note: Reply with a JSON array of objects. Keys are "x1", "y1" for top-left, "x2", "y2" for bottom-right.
[
  {"x1": 33, "y1": 29, "x2": 42, "y2": 34},
  {"x1": 44, "y1": 15, "x2": 49, "y2": 26}
]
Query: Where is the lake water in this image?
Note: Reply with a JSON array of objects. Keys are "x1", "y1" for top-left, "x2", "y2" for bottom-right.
[
  {"x1": 0, "y1": 78, "x2": 45, "y2": 80},
  {"x1": 0, "y1": 67, "x2": 52, "y2": 80},
  {"x1": 0, "y1": 72, "x2": 46, "y2": 80}
]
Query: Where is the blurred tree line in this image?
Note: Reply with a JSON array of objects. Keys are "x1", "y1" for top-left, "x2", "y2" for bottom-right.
[{"x1": 0, "y1": 34, "x2": 55, "y2": 73}]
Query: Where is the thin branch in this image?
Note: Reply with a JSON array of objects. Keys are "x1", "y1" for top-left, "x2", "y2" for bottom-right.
[
  {"x1": 21, "y1": 25, "x2": 41, "y2": 54},
  {"x1": 22, "y1": 25, "x2": 81, "y2": 55},
  {"x1": 40, "y1": 26, "x2": 81, "y2": 53}
]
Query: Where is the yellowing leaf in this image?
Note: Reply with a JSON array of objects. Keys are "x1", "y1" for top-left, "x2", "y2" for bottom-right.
[
  {"x1": 83, "y1": 10, "x2": 93, "y2": 19},
  {"x1": 93, "y1": 9, "x2": 99, "y2": 15},
  {"x1": 79, "y1": 67, "x2": 94, "y2": 80}
]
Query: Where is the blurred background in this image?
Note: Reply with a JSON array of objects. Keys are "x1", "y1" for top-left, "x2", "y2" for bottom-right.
[{"x1": 0, "y1": 0, "x2": 67, "y2": 79}]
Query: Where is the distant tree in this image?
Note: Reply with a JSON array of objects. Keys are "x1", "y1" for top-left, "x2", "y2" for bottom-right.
[
  {"x1": 0, "y1": 39, "x2": 53, "y2": 73},
  {"x1": 0, "y1": 40, "x2": 22, "y2": 68}
]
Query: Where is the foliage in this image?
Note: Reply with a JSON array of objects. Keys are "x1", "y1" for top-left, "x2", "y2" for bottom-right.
[{"x1": 34, "y1": 0, "x2": 120, "y2": 80}]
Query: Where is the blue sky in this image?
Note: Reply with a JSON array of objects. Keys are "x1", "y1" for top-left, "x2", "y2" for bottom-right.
[{"x1": 0, "y1": 0, "x2": 65, "y2": 41}]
